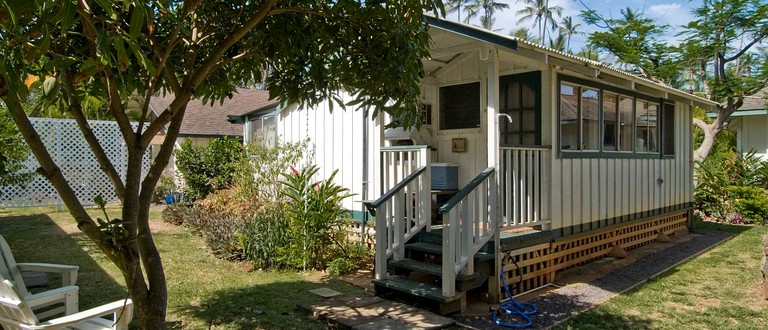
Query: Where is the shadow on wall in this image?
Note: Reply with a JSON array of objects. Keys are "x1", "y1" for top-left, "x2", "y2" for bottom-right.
[{"x1": 0, "y1": 212, "x2": 126, "y2": 310}]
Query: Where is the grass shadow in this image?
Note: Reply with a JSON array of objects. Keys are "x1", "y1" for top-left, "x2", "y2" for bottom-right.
[
  {"x1": 0, "y1": 212, "x2": 127, "y2": 309},
  {"x1": 171, "y1": 276, "x2": 357, "y2": 329}
]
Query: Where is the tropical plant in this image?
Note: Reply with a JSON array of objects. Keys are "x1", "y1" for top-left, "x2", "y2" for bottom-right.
[
  {"x1": 516, "y1": 0, "x2": 563, "y2": 45},
  {"x1": 446, "y1": 0, "x2": 472, "y2": 23},
  {"x1": 236, "y1": 136, "x2": 313, "y2": 201},
  {"x1": 510, "y1": 28, "x2": 538, "y2": 43},
  {"x1": 464, "y1": 0, "x2": 510, "y2": 30},
  {"x1": 694, "y1": 149, "x2": 764, "y2": 219},
  {"x1": 280, "y1": 165, "x2": 353, "y2": 271},
  {"x1": 0, "y1": 2, "x2": 445, "y2": 326},
  {"x1": 558, "y1": 16, "x2": 582, "y2": 53}
]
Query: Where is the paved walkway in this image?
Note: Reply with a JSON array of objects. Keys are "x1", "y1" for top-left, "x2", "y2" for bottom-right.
[{"x1": 298, "y1": 293, "x2": 456, "y2": 329}]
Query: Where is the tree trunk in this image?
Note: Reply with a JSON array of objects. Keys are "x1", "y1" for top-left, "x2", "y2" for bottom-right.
[{"x1": 693, "y1": 119, "x2": 720, "y2": 163}]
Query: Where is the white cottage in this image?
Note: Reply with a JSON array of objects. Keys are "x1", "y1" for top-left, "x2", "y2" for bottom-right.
[{"x1": 229, "y1": 17, "x2": 718, "y2": 314}]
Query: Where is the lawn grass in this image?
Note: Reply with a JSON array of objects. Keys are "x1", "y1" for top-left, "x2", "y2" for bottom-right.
[
  {"x1": 0, "y1": 206, "x2": 363, "y2": 329},
  {"x1": 555, "y1": 221, "x2": 768, "y2": 330}
]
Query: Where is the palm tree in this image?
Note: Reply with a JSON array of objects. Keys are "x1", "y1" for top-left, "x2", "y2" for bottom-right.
[
  {"x1": 510, "y1": 28, "x2": 538, "y2": 43},
  {"x1": 549, "y1": 34, "x2": 566, "y2": 52},
  {"x1": 576, "y1": 45, "x2": 600, "y2": 62},
  {"x1": 558, "y1": 16, "x2": 582, "y2": 52},
  {"x1": 446, "y1": 0, "x2": 472, "y2": 23},
  {"x1": 515, "y1": 0, "x2": 563, "y2": 45},
  {"x1": 465, "y1": 0, "x2": 511, "y2": 30}
]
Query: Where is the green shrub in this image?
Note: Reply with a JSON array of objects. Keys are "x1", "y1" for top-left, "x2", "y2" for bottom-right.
[
  {"x1": 327, "y1": 243, "x2": 373, "y2": 275},
  {"x1": 235, "y1": 137, "x2": 312, "y2": 201},
  {"x1": 280, "y1": 165, "x2": 353, "y2": 270},
  {"x1": 194, "y1": 186, "x2": 260, "y2": 219},
  {"x1": 238, "y1": 201, "x2": 289, "y2": 269},
  {"x1": 695, "y1": 150, "x2": 764, "y2": 218},
  {"x1": 161, "y1": 204, "x2": 190, "y2": 226},
  {"x1": 175, "y1": 137, "x2": 246, "y2": 201},
  {"x1": 728, "y1": 186, "x2": 768, "y2": 223}
]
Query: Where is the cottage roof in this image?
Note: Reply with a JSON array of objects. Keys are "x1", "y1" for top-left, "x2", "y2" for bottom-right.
[
  {"x1": 424, "y1": 16, "x2": 719, "y2": 111},
  {"x1": 149, "y1": 88, "x2": 277, "y2": 137}
]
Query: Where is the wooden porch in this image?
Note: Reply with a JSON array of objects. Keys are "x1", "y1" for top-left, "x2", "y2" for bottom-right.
[{"x1": 364, "y1": 145, "x2": 691, "y2": 315}]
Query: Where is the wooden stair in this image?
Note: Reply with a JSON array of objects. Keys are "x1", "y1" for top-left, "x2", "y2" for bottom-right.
[{"x1": 373, "y1": 230, "x2": 495, "y2": 315}]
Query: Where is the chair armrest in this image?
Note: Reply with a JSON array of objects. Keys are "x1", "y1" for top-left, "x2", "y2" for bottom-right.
[
  {"x1": 25, "y1": 285, "x2": 78, "y2": 308},
  {"x1": 17, "y1": 263, "x2": 79, "y2": 286},
  {"x1": 36, "y1": 299, "x2": 133, "y2": 329}
]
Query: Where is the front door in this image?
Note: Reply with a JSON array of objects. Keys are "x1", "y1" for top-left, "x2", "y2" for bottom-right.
[{"x1": 499, "y1": 71, "x2": 541, "y2": 146}]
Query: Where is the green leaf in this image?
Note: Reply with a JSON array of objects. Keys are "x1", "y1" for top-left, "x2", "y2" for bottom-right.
[{"x1": 129, "y1": 8, "x2": 144, "y2": 39}]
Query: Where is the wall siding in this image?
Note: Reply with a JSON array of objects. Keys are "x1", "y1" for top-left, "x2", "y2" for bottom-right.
[{"x1": 276, "y1": 93, "x2": 381, "y2": 212}]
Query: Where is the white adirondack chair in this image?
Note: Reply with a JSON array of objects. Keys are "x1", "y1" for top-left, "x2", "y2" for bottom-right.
[
  {"x1": 0, "y1": 235, "x2": 79, "y2": 319},
  {"x1": 0, "y1": 273, "x2": 133, "y2": 330}
]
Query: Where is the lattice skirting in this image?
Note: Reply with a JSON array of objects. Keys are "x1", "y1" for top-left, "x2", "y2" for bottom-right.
[{"x1": 500, "y1": 211, "x2": 689, "y2": 297}]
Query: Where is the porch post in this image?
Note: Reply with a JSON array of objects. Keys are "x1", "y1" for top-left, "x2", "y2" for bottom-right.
[{"x1": 486, "y1": 48, "x2": 502, "y2": 302}]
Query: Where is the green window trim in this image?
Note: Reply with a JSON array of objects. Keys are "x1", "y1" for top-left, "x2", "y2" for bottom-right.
[{"x1": 557, "y1": 74, "x2": 675, "y2": 160}]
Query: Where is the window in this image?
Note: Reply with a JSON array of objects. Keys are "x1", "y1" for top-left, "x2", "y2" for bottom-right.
[
  {"x1": 250, "y1": 115, "x2": 277, "y2": 147},
  {"x1": 636, "y1": 100, "x2": 658, "y2": 152},
  {"x1": 558, "y1": 83, "x2": 600, "y2": 150},
  {"x1": 439, "y1": 82, "x2": 481, "y2": 130},
  {"x1": 558, "y1": 75, "x2": 674, "y2": 158}
]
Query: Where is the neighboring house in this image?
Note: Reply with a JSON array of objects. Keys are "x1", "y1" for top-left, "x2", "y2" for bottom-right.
[
  {"x1": 147, "y1": 88, "x2": 278, "y2": 172},
  {"x1": 719, "y1": 86, "x2": 768, "y2": 160},
  {"x1": 229, "y1": 17, "x2": 718, "y2": 314}
]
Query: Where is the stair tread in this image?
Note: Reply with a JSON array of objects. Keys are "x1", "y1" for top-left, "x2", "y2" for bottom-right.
[
  {"x1": 405, "y1": 242, "x2": 496, "y2": 262},
  {"x1": 373, "y1": 277, "x2": 464, "y2": 303},
  {"x1": 390, "y1": 259, "x2": 475, "y2": 281}
]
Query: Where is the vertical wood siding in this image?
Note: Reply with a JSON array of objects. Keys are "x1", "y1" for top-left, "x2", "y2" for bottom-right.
[{"x1": 277, "y1": 92, "x2": 380, "y2": 211}]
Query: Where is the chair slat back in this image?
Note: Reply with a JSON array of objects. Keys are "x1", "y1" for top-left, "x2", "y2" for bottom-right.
[
  {"x1": 0, "y1": 273, "x2": 39, "y2": 326},
  {"x1": 0, "y1": 235, "x2": 28, "y2": 296}
]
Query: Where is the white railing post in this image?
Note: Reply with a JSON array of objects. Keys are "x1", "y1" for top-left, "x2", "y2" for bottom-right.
[
  {"x1": 442, "y1": 210, "x2": 458, "y2": 297},
  {"x1": 420, "y1": 148, "x2": 431, "y2": 229},
  {"x1": 374, "y1": 204, "x2": 388, "y2": 280}
]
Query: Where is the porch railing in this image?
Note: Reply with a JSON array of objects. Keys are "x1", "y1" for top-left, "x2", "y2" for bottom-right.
[
  {"x1": 499, "y1": 146, "x2": 551, "y2": 229},
  {"x1": 437, "y1": 167, "x2": 497, "y2": 297},
  {"x1": 366, "y1": 146, "x2": 431, "y2": 281}
]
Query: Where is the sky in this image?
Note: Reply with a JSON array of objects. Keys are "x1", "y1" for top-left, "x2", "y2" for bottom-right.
[{"x1": 446, "y1": 0, "x2": 703, "y2": 52}]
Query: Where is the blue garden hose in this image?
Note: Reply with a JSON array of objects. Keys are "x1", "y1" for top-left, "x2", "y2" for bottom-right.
[{"x1": 492, "y1": 261, "x2": 538, "y2": 328}]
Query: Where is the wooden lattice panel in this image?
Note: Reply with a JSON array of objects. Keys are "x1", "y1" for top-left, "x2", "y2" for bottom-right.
[
  {"x1": 501, "y1": 243, "x2": 552, "y2": 295},
  {"x1": 498, "y1": 211, "x2": 689, "y2": 300},
  {"x1": 1, "y1": 118, "x2": 150, "y2": 208}
]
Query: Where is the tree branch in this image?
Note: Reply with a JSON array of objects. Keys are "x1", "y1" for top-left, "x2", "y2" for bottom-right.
[
  {"x1": 1, "y1": 85, "x2": 109, "y2": 248},
  {"x1": 185, "y1": 0, "x2": 278, "y2": 88},
  {"x1": 60, "y1": 71, "x2": 126, "y2": 200},
  {"x1": 723, "y1": 33, "x2": 767, "y2": 63}
]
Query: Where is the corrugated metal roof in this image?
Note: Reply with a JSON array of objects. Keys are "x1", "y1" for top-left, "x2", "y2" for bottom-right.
[{"x1": 425, "y1": 15, "x2": 719, "y2": 109}]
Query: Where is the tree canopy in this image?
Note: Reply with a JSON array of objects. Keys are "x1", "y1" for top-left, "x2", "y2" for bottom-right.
[
  {"x1": 581, "y1": 0, "x2": 768, "y2": 161},
  {"x1": 0, "y1": 1, "x2": 444, "y2": 328}
]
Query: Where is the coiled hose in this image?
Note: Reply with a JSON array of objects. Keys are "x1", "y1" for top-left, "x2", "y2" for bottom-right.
[{"x1": 492, "y1": 262, "x2": 538, "y2": 328}]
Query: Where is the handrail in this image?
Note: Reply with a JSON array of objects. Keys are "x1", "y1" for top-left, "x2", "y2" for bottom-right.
[
  {"x1": 364, "y1": 165, "x2": 426, "y2": 213},
  {"x1": 500, "y1": 145, "x2": 552, "y2": 150},
  {"x1": 437, "y1": 167, "x2": 495, "y2": 214}
]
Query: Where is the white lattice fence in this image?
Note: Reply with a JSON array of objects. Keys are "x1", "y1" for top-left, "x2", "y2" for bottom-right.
[{"x1": 0, "y1": 118, "x2": 150, "y2": 208}]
